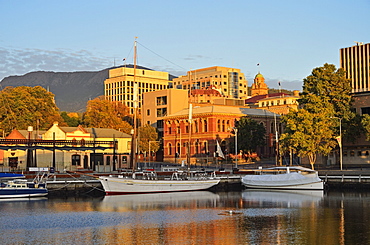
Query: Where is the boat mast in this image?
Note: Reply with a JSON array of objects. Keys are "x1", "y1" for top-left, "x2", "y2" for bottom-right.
[{"x1": 130, "y1": 37, "x2": 138, "y2": 172}]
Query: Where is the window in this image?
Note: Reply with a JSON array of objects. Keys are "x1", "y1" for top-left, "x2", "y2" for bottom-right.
[
  {"x1": 157, "y1": 96, "x2": 167, "y2": 106},
  {"x1": 362, "y1": 107, "x2": 370, "y2": 115},
  {"x1": 147, "y1": 109, "x2": 150, "y2": 116},
  {"x1": 168, "y1": 143, "x2": 172, "y2": 155},
  {"x1": 157, "y1": 108, "x2": 167, "y2": 117},
  {"x1": 72, "y1": 154, "x2": 81, "y2": 166},
  {"x1": 106, "y1": 156, "x2": 111, "y2": 165}
]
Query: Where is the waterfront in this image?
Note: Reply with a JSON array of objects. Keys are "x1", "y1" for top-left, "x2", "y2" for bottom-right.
[{"x1": 1, "y1": 190, "x2": 370, "y2": 245}]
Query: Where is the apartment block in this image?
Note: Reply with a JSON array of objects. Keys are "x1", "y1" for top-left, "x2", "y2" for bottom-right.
[
  {"x1": 104, "y1": 66, "x2": 170, "y2": 114},
  {"x1": 172, "y1": 66, "x2": 248, "y2": 100}
]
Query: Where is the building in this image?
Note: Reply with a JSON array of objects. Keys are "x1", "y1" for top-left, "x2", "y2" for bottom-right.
[
  {"x1": 142, "y1": 89, "x2": 189, "y2": 138},
  {"x1": 0, "y1": 123, "x2": 132, "y2": 172},
  {"x1": 172, "y1": 66, "x2": 248, "y2": 100},
  {"x1": 246, "y1": 92, "x2": 300, "y2": 115},
  {"x1": 163, "y1": 105, "x2": 280, "y2": 164},
  {"x1": 104, "y1": 65, "x2": 171, "y2": 114},
  {"x1": 250, "y1": 73, "x2": 268, "y2": 96},
  {"x1": 340, "y1": 42, "x2": 370, "y2": 93}
]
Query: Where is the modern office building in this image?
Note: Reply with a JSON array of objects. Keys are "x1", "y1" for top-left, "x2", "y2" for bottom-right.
[
  {"x1": 340, "y1": 42, "x2": 370, "y2": 94},
  {"x1": 172, "y1": 66, "x2": 248, "y2": 100},
  {"x1": 104, "y1": 65, "x2": 171, "y2": 114}
]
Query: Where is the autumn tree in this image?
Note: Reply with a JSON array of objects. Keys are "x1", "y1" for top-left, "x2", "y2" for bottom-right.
[
  {"x1": 280, "y1": 63, "x2": 354, "y2": 169},
  {"x1": 0, "y1": 86, "x2": 65, "y2": 134},
  {"x1": 82, "y1": 96, "x2": 132, "y2": 134},
  {"x1": 138, "y1": 125, "x2": 159, "y2": 153}
]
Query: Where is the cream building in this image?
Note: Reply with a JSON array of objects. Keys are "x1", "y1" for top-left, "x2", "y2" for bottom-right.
[
  {"x1": 104, "y1": 65, "x2": 171, "y2": 114},
  {"x1": 172, "y1": 66, "x2": 248, "y2": 100}
]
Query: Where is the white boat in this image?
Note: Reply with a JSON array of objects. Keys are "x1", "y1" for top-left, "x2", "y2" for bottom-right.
[
  {"x1": 241, "y1": 166, "x2": 324, "y2": 190},
  {"x1": 0, "y1": 173, "x2": 48, "y2": 198},
  {"x1": 99, "y1": 171, "x2": 220, "y2": 195}
]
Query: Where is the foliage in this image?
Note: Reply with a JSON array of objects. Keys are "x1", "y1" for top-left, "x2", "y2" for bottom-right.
[
  {"x1": 138, "y1": 125, "x2": 159, "y2": 153},
  {"x1": 82, "y1": 96, "x2": 132, "y2": 134},
  {"x1": 0, "y1": 86, "x2": 65, "y2": 134},
  {"x1": 280, "y1": 63, "x2": 354, "y2": 168},
  {"x1": 280, "y1": 109, "x2": 336, "y2": 169},
  {"x1": 362, "y1": 114, "x2": 370, "y2": 141},
  {"x1": 236, "y1": 117, "x2": 266, "y2": 153},
  {"x1": 60, "y1": 112, "x2": 80, "y2": 127}
]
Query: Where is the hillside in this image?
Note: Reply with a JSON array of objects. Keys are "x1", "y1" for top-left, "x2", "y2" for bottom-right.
[{"x1": 0, "y1": 65, "x2": 175, "y2": 112}]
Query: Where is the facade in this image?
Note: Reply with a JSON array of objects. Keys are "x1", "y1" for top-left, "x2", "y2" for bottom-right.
[
  {"x1": 104, "y1": 65, "x2": 170, "y2": 114},
  {"x1": 142, "y1": 89, "x2": 189, "y2": 138},
  {"x1": 172, "y1": 66, "x2": 248, "y2": 100},
  {"x1": 246, "y1": 92, "x2": 300, "y2": 115},
  {"x1": 163, "y1": 105, "x2": 280, "y2": 164},
  {"x1": 0, "y1": 123, "x2": 132, "y2": 172},
  {"x1": 340, "y1": 42, "x2": 370, "y2": 93}
]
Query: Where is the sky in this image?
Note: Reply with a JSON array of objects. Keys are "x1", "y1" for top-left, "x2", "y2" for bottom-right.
[{"x1": 0, "y1": 0, "x2": 369, "y2": 91}]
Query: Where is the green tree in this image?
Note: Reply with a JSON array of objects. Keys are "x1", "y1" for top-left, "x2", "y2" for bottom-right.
[
  {"x1": 280, "y1": 63, "x2": 354, "y2": 169},
  {"x1": 0, "y1": 86, "x2": 65, "y2": 134},
  {"x1": 82, "y1": 96, "x2": 132, "y2": 134},
  {"x1": 60, "y1": 112, "x2": 80, "y2": 127},
  {"x1": 236, "y1": 117, "x2": 266, "y2": 154},
  {"x1": 361, "y1": 114, "x2": 370, "y2": 141},
  {"x1": 138, "y1": 125, "x2": 159, "y2": 153}
]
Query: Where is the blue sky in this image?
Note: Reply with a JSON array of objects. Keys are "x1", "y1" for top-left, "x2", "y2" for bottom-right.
[{"x1": 0, "y1": 0, "x2": 369, "y2": 91}]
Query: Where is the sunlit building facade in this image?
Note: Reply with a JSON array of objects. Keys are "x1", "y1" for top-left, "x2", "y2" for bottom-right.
[
  {"x1": 172, "y1": 66, "x2": 248, "y2": 100},
  {"x1": 104, "y1": 66, "x2": 170, "y2": 114}
]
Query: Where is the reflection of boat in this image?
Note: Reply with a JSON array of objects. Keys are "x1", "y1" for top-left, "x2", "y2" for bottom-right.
[
  {"x1": 99, "y1": 171, "x2": 220, "y2": 195},
  {"x1": 242, "y1": 189, "x2": 324, "y2": 207},
  {"x1": 101, "y1": 191, "x2": 220, "y2": 210},
  {"x1": 241, "y1": 166, "x2": 324, "y2": 190},
  {"x1": 0, "y1": 173, "x2": 48, "y2": 198}
]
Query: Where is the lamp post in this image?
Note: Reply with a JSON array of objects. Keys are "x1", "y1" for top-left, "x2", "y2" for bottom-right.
[
  {"x1": 229, "y1": 127, "x2": 238, "y2": 169},
  {"x1": 332, "y1": 117, "x2": 343, "y2": 171},
  {"x1": 26, "y1": 126, "x2": 33, "y2": 169}
]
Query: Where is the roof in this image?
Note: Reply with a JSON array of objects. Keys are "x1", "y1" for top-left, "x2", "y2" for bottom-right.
[
  {"x1": 165, "y1": 105, "x2": 279, "y2": 118},
  {"x1": 85, "y1": 128, "x2": 131, "y2": 138},
  {"x1": 255, "y1": 73, "x2": 264, "y2": 78},
  {"x1": 245, "y1": 93, "x2": 291, "y2": 104},
  {"x1": 191, "y1": 88, "x2": 222, "y2": 96}
]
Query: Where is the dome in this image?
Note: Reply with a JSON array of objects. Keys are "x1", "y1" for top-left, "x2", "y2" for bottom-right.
[{"x1": 255, "y1": 73, "x2": 264, "y2": 78}]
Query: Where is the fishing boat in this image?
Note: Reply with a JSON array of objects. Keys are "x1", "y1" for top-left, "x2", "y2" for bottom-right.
[
  {"x1": 0, "y1": 173, "x2": 48, "y2": 198},
  {"x1": 99, "y1": 171, "x2": 220, "y2": 195},
  {"x1": 241, "y1": 166, "x2": 324, "y2": 190}
]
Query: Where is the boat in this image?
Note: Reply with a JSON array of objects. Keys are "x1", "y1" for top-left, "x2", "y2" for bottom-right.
[
  {"x1": 241, "y1": 166, "x2": 324, "y2": 190},
  {"x1": 99, "y1": 170, "x2": 220, "y2": 195},
  {"x1": 0, "y1": 173, "x2": 48, "y2": 198}
]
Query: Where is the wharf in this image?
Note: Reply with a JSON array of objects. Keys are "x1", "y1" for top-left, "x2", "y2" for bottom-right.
[{"x1": 26, "y1": 167, "x2": 370, "y2": 197}]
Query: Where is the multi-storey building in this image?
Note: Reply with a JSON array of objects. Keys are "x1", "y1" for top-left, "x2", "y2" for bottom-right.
[
  {"x1": 340, "y1": 42, "x2": 370, "y2": 94},
  {"x1": 104, "y1": 65, "x2": 171, "y2": 114},
  {"x1": 172, "y1": 66, "x2": 248, "y2": 100}
]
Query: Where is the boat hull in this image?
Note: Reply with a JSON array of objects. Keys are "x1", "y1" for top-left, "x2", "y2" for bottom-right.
[
  {"x1": 0, "y1": 188, "x2": 48, "y2": 198},
  {"x1": 242, "y1": 181, "x2": 324, "y2": 190},
  {"x1": 242, "y1": 169, "x2": 325, "y2": 190},
  {"x1": 99, "y1": 176, "x2": 220, "y2": 195}
]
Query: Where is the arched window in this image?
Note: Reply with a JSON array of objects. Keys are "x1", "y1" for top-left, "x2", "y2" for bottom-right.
[
  {"x1": 204, "y1": 120, "x2": 208, "y2": 132},
  {"x1": 72, "y1": 154, "x2": 81, "y2": 166},
  {"x1": 217, "y1": 120, "x2": 221, "y2": 132},
  {"x1": 199, "y1": 120, "x2": 203, "y2": 133},
  {"x1": 222, "y1": 120, "x2": 225, "y2": 132},
  {"x1": 177, "y1": 143, "x2": 181, "y2": 156},
  {"x1": 194, "y1": 120, "x2": 198, "y2": 133},
  {"x1": 168, "y1": 143, "x2": 172, "y2": 155},
  {"x1": 195, "y1": 141, "x2": 199, "y2": 154}
]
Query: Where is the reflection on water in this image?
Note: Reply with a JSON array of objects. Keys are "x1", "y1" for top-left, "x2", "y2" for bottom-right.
[{"x1": 1, "y1": 190, "x2": 370, "y2": 244}]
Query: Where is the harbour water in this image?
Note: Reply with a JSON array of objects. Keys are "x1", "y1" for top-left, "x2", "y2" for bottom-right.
[{"x1": 1, "y1": 190, "x2": 369, "y2": 245}]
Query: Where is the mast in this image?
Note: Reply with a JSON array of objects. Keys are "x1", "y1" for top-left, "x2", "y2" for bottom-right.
[{"x1": 130, "y1": 37, "x2": 138, "y2": 171}]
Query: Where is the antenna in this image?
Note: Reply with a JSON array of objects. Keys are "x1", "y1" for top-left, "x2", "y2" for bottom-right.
[{"x1": 354, "y1": 41, "x2": 364, "y2": 46}]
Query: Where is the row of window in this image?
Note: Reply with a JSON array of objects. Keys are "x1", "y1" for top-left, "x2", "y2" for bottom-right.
[
  {"x1": 344, "y1": 151, "x2": 370, "y2": 157},
  {"x1": 261, "y1": 99, "x2": 290, "y2": 107},
  {"x1": 167, "y1": 141, "x2": 211, "y2": 155},
  {"x1": 105, "y1": 81, "x2": 166, "y2": 90}
]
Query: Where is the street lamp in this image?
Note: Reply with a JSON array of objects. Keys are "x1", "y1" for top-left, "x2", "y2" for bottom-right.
[{"x1": 332, "y1": 117, "x2": 343, "y2": 171}]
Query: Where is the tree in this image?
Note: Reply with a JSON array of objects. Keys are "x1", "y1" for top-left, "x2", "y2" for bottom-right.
[
  {"x1": 280, "y1": 63, "x2": 354, "y2": 169},
  {"x1": 61, "y1": 112, "x2": 80, "y2": 127},
  {"x1": 82, "y1": 96, "x2": 132, "y2": 134},
  {"x1": 280, "y1": 109, "x2": 336, "y2": 169},
  {"x1": 138, "y1": 125, "x2": 159, "y2": 153},
  {"x1": 236, "y1": 117, "x2": 266, "y2": 154},
  {"x1": 0, "y1": 86, "x2": 65, "y2": 134}
]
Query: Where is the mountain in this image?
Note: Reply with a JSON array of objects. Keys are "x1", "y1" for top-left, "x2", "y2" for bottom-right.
[{"x1": 0, "y1": 65, "x2": 176, "y2": 112}]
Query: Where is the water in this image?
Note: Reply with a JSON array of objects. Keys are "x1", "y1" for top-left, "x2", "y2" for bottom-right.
[{"x1": 0, "y1": 190, "x2": 369, "y2": 245}]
